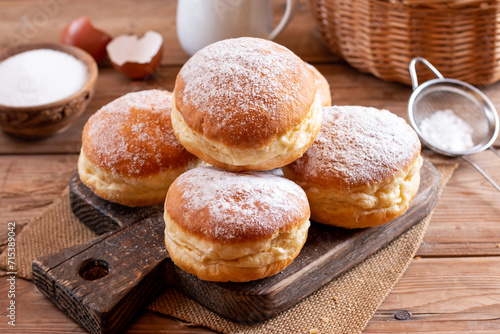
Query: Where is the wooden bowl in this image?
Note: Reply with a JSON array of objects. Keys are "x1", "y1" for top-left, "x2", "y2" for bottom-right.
[{"x1": 0, "y1": 43, "x2": 98, "y2": 139}]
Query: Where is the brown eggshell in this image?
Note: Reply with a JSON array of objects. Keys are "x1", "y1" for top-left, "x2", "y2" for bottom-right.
[
  {"x1": 61, "y1": 16, "x2": 112, "y2": 64},
  {"x1": 113, "y1": 48, "x2": 163, "y2": 79},
  {"x1": 107, "y1": 30, "x2": 163, "y2": 79}
]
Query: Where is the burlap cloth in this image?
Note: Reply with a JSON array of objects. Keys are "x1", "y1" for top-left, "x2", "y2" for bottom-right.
[{"x1": 0, "y1": 153, "x2": 458, "y2": 334}]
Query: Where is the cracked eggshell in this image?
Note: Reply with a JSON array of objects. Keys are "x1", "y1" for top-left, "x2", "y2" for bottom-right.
[
  {"x1": 61, "y1": 16, "x2": 112, "y2": 64},
  {"x1": 106, "y1": 30, "x2": 163, "y2": 79}
]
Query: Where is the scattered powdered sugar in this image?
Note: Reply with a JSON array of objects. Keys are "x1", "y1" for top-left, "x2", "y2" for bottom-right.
[
  {"x1": 175, "y1": 166, "x2": 308, "y2": 242},
  {"x1": 290, "y1": 106, "x2": 420, "y2": 188},
  {"x1": 419, "y1": 109, "x2": 474, "y2": 152},
  {"x1": 176, "y1": 38, "x2": 313, "y2": 145},
  {"x1": 85, "y1": 90, "x2": 190, "y2": 176},
  {"x1": 0, "y1": 49, "x2": 89, "y2": 107}
]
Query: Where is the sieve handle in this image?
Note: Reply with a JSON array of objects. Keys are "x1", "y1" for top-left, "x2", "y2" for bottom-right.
[
  {"x1": 461, "y1": 155, "x2": 500, "y2": 192},
  {"x1": 409, "y1": 57, "x2": 445, "y2": 91},
  {"x1": 489, "y1": 147, "x2": 500, "y2": 158}
]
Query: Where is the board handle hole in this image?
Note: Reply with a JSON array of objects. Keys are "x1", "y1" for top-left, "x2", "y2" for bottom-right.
[{"x1": 79, "y1": 259, "x2": 110, "y2": 280}]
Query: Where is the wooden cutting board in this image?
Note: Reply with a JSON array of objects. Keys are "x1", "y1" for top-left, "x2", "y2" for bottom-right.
[{"x1": 32, "y1": 161, "x2": 440, "y2": 334}]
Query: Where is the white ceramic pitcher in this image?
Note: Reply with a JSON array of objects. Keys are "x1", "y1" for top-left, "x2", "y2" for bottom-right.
[{"x1": 177, "y1": 0, "x2": 299, "y2": 56}]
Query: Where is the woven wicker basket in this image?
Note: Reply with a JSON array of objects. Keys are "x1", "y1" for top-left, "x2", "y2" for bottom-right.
[{"x1": 309, "y1": 0, "x2": 500, "y2": 85}]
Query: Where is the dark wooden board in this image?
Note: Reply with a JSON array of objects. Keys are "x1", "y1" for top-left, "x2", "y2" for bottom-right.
[
  {"x1": 68, "y1": 173, "x2": 161, "y2": 234},
  {"x1": 33, "y1": 161, "x2": 440, "y2": 334}
]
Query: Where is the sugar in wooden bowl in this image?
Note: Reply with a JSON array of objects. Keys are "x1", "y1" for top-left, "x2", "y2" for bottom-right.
[{"x1": 0, "y1": 43, "x2": 98, "y2": 139}]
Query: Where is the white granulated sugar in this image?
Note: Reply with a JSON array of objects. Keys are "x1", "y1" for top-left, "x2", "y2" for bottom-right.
[
  {"x1": 178, "y1": 167, "x2": 308, "y2": 242},
  {"x1": 419, "y1": 109, "x2": 474, "y2": 152},
  {"x1": 0, "y1": 49, "x2": 89, "y2": 107}
]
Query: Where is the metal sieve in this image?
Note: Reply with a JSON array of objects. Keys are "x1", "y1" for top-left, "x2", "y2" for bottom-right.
[{"x1": 408, "y1": 57, "x2": 500, "y2": 192}]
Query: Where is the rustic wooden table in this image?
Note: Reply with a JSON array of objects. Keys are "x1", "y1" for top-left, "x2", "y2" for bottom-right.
[{"x1": 1, "y1": 1, "x2": 499, "y2": 333}]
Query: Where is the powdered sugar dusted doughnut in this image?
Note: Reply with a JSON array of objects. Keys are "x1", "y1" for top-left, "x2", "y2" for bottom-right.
[
  {"x1": 282, "y1": 106, "x2": 422, "y2": 229},
  {"x1": 307, "y1": 63, "x2": 331, "y2": 107},
  {"x1": 164, "y1": 166, "x2": 311, "y2": 282},
  {"x1": 78, "y1": 90, "x2": 204, "y2": 207},
  {"x1": 172, "y1": 37, "x2": 322, "y2": 172}
]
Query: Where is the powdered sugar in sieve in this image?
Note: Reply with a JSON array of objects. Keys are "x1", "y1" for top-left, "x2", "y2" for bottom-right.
[{"x1": 408, "y1": 57, "x2": 500, "y2": 192}]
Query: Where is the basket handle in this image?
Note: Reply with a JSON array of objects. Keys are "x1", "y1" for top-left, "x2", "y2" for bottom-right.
[{"x1": 409, "y1": 57, "x2": 444, "y2": 90}]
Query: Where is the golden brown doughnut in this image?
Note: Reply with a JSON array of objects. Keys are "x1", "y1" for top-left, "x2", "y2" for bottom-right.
[
  {"x1": 282, "y1": 106, "x2": 422, "y2": 229},
  {"x1": 78, "y1": 89, "x2": 204, "y2": 207},
  {"x1": 172, "y1": 37, "x2": 323, "y2": 172},
  {"x1": 164, "y1": 166, "x2": 311, "y2": 282},
  {"x1": 307, "y1": 63, "x2": 332, "y2": 106}
]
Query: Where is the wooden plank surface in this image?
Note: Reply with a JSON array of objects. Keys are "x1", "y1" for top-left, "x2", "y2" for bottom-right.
[
  {"x1": 0, "y1": 154, "x2": 78, "y2": 242},
  {"x1": 417, "y1": 149, "x2": 500, "y2": 258},
  {"x1": 3, "y1": 256, "x2": 500, "y2": 333},
  {"x1": 366, "y1": 257, "x2": 500, "y2": 333},
  {"x1": 1, "y1": 0, "x2": 500, "y2": 333}
]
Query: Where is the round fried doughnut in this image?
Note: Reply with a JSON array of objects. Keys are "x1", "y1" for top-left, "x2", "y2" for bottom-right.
[
  {"x1": 282, "y1": 106, "x2": 423, "y2": 229},
  {"x1": 172, "y1": 37, "x2": 323, "y2": 172},
  {"x1": 164, "y1": 166, "x2": 311, "y2": 282},
  {"x1": 78, "y1": 89, "x2": 204, "y2": 207},
  {"x1": 307, "y1": 63, "x2": 331, "y2": 107}
]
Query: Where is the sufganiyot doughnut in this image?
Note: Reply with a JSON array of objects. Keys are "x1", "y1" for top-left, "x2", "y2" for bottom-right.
[
  {"x1": 78, "y1": 89, "x2": 204, "y2": 207},
  {"x1": 164, "y1": 166, "x2": 311, "y2": 282},
  {"x1": 283, "y1": 105, "x2": 422, "y2": 228}
]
